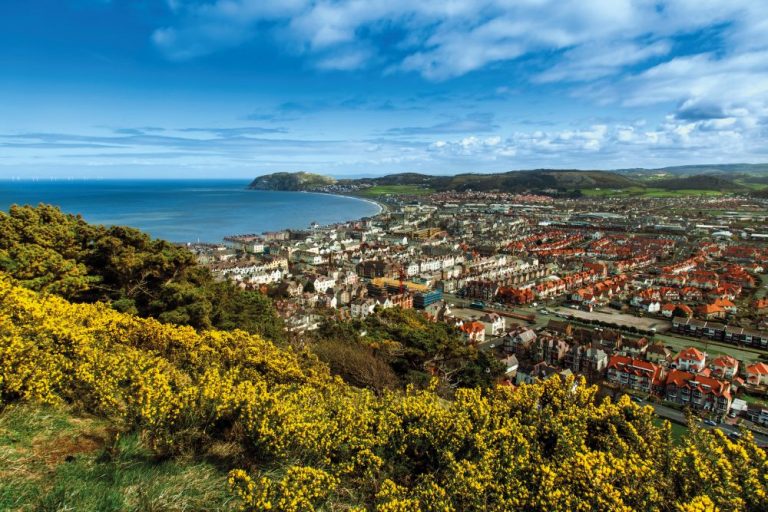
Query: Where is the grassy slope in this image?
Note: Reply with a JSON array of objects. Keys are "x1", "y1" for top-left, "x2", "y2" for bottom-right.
[
  {"x1": 356, "y1": 184, "x2": 434, "y2": 196},
  {"x1": 652, "y1": 417, "x2": 687, "y2": 445},
  {"x1": 581, "y1": 187, "x2": 725, "y2": 198},
  {"x1": 0, "y1": 404, "x2": 233, "y2": 512}
]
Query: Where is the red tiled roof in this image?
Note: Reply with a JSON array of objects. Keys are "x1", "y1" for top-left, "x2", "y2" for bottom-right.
[
  {"x1": 747, "y1": 362, "x2": 768, "y2": 375},
  {"x1": 677, "y1": 347, "x2": 706, "y2": 361},
  {"x1": 607, "y1": 355, "x2": 664, "y2": 384},
  {"x1": 712, "y1": 355, "x2": 738, "y2": 368},
  {"x1": 666, "y1": 369, "x2": 731, "y2": 399},
  {"x1": 460, "y1": 321, "x2": 485, "y2": 334}
]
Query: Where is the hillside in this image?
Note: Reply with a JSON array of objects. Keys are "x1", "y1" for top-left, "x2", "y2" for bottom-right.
[
  {"x1": 2, "y1": 270, "x2": 768, "y2": 510},
  {"x1": 647, "y1": 174, "x2": 749, "y2": 191},
  {"x1": 2, "y1": 210, "x2": 768, "y2": 510},
  {"x1": 621, "y1": 163, "x2": 768, "y2": 177},
  {"x1": 248, "y1": 172, "x2": 336, "y2": 191},
  {"x1": 248, "y1": 164, "x2": 768, "y2": 197},
  {"x1": 251, "y1": 169, "x2": 640, "y2": 194}
]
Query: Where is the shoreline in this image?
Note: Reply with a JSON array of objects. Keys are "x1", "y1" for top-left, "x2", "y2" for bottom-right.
[
  {"x1": 186, "y1": 190, "x2": 387, "y2": 243},
  {"x1": 215, "y1": 188, "x2": 388, "y2": 241},
  {"x1": 340, "y1": 193, "x2": 389, "y2": 216},
  {"x1": 249, "y1": 187, "x2": 389, "y2": 222},
  {"x1": 300, "y1": 189, "x2": 386, "y2": 215},
  {"x1": 1, "y1": 182, "x2": 385, "y2": 245}
]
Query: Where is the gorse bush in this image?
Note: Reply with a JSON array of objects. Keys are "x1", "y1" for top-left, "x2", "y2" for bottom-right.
[
  {"x1": 0, "y1": 204, "x2": 285, "y2": 341},
  {"x1": 313, "y1": 308, "x2": 505, "y2": 391},
  {"x1": 1, "y1": 273, "x2": 767, "y2": 511}
]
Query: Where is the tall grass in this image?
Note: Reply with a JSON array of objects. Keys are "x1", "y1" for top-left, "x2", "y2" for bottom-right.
[{"x1": 0, "y1": 404, "x2": 234, "y2": 511}]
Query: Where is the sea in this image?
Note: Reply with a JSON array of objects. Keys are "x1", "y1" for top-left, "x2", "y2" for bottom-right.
[{"x1": 0, "y1": 180, "x2": 381, "y2": 243}]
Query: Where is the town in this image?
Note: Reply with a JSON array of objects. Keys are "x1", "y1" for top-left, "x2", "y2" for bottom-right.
[{"x1": 191, "y1": 189, "x2": 768, "y2": 442}]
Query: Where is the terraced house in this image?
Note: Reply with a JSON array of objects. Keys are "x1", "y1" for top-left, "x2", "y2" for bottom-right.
[
  {"x1": 664, "y1": 370, "x2": 733, "y2": 414},
  {"x1": 606, "y1": 355, "x2": 665, "y2": 394}
]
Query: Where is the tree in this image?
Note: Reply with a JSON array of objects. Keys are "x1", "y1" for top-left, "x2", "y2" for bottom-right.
[{"x1": 0, "y1": 204, "x2": 284, "y2": 338}]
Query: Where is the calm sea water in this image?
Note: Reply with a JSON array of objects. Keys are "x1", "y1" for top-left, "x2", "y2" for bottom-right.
[{"x1": 0, "y1": 180, "x2": 380, "y2": 243}]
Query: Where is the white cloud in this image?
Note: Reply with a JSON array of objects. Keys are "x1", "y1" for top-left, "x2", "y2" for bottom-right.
[
  {"x1": 154, "y1": 1, "x2": 765, "y2": 75},
  {"x1": 425, "y1": 116, "x2": 765, "y2": 168},
  {"x1": 315, "y1": 48, "x2": 372, "y2": 71},
  {"x1": 534, "y1": 40, "x2": 672, "y2": 83},
  {"x1": 151, "y1": 0, "x2": 768, "y2": 132}
]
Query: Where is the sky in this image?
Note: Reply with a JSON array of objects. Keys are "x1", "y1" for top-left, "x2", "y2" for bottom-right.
[{"x1": 1, "y1": 0, "x2": 767, "y2": 179}]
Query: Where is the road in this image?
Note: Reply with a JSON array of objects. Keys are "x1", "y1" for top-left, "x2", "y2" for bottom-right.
[
  {"x1": 443, "y1": 294, "x2": 552, "y2": 328},
  {"x1": 444, "y1": 293, "x2": 768, "y2": 363},
  {"x1": 649, "y1": 402, "x2": 768, "y2": 446},
  {"x1": 446, "y1": 293, "x2": 768, "y2": 444}
]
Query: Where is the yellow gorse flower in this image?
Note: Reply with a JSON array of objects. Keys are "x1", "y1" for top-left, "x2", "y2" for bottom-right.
[{"x1": 1, "y1": 272, "x2": 767, "y2": 511}]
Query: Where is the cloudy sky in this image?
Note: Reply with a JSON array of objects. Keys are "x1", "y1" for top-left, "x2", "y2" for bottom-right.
[{"x1": 1, "y1": 0, "x2": 767, "y2": 178}]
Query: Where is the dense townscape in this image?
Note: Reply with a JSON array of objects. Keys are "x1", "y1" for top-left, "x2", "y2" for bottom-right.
[
  {"x1": 2, "y1": 195, "x2": 768, "y2": 511},
  {"x1": 195, "y1": 188, "x2": 768, "y2": 438},
  {"x1": 8, "y1": 1, "x2": 768, "y2": 509}
]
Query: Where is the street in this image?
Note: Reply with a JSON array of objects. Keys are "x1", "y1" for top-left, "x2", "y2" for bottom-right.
[{"x1": 649, "y1": 402, "x2": 768, "y2": 446}]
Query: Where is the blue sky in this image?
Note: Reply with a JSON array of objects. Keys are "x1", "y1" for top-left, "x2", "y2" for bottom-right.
[{"x1": 1, "y1": 0, "x2": 767, "y2": 178}]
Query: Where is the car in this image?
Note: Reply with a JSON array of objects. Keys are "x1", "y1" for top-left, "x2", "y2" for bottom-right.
[
  {"x1": 703, "y1": 419, "x2": 717, "y2": 427},
  {"x1": 728, "y1": 411, "x2": 737, "y2": 418},
  {"x1": 631, "y1": 396, "x2": 643, "y2": 403},
  {"x1": 539, "y1": 310, "x2": 549, "y2": 315},
  {"x1": 728, "y1": 431, "x2": 743, "y2": 439}
]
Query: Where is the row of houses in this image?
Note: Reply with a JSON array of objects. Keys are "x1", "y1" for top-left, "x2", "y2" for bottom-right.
[
  {"x1": 672, "y1": 317, "x2": 768, "y2": 348},
  {"x1": 607, "y1": 355, "x2": 733, "y2": 414}
]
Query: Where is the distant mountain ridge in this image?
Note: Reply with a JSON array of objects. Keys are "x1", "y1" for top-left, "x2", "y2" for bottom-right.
[
  {"x1": 249, "y1": 169, "x2": 639, "y2": 193},
  {"x1": 618, "y1": 163, "x2": 768, "y2": 177},
  {"x1": 248, "y1": 164, "x2": 768, "y2": 196}
]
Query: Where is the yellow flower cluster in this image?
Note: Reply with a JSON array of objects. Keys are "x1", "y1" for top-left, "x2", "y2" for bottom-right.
[
  {"x1": 2, "y1": 271, "x2": 767, "y2": 511},
  {"x1": 229, "y1": 466, "x2": 338, "y2": 511}
]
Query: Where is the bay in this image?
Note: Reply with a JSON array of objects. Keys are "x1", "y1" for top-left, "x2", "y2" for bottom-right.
[{"x1": 0, "y1": 180, "x2": 381, "y2": 243}]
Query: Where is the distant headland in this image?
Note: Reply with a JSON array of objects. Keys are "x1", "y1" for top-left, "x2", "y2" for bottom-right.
[{"x1": 248, "y1": 164, "x2": 768, "y2": 198}]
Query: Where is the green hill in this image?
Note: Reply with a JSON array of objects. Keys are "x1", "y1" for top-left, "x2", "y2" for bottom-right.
[
  {"x1": 252, "y1": 169, "x2": 640, "y2": 194},
  {"x1": 248, "y1": 171, "x2": 336, "y2": 191},
  {"x1": 648, "y1": 174, "x2": 749, "y2": 191},
  {"x1": 2, "y1": 210, "x2": 768, "y2": 511}
]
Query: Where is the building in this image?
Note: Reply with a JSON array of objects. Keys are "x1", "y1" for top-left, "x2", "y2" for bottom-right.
[
  {"x1": 565, "y1": 344, "x2": 608, "y2": 380},
  {"x1": 646, "y1": 342, "x2": 672, "y2": 364},
  {"x1": 350, "y1": 298, "x2": 377, "y2": 318},
  {"x1": 504, "y1": 328, "x2": 537, "y2": 355},
  {"x1": 459, "y1": 321, "x2": 486, "y2": 345},
  {"x1": 674, "y1": 347, "x2": 707, "y2": 373},
  {"x1": 664, "y1": 370, "x2": 732, "y2": 415},
  {"x1": 606, "y1": 355, "x2": 664, "y2": 394},
  {"x1": 711, "y1": 355, "x2": 739, "y2": 380},
  {"x1": 745, "y1": 362, "x2": 768, "y2": 387},
  {"x1": 724, "y1": 326, "x2": 768, "y2": 348},
  {"x1": 480, "y1": 312, "x2": 505, "y2": 336},
  {"x1": 696, "y1": 304, "x2": 726, "y2": 320},
  {"x1": 413, "y1": 290, "x2": 443, "y2": 309}
]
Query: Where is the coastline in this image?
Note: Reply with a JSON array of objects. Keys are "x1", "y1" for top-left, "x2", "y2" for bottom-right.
[
  {"x1": 0, "y1": 181, "x2": 383, "y2": 244},
  {"x1": 342, "y1": 194, "x2": 388, "y2": 216},
  {"x1": 266, "y1": 188, "x2": 388, "y2": 221},
  {"x1": 289, "y1": 189, "x2": 387, "y2": 220}
]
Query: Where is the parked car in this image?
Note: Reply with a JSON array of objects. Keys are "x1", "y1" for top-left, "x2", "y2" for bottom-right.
[
  {"x1": 703, "y1": 419, "x2": 717, "y2": 427},
  {"x1": 631, "y1": 396, "x2": 643, "y2": 404}
]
